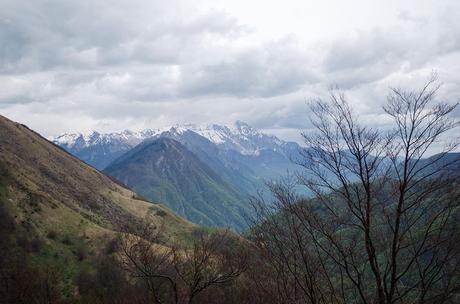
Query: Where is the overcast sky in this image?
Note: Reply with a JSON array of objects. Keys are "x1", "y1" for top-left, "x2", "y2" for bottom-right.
[{"x1": 1, "y1": 0, "x2": 459, "y2": 142}]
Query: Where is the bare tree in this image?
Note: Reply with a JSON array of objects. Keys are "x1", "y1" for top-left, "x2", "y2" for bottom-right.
[
  {"x1": 251, "y1": 75, "x2": 460, "y2": 304},
  {"x1": 118, "y1": 223, "x2": 178, "y2": 304},
  {"x1": 172, "y1": 230, "x2": 248, "y2": 304},
  {"x1": 250, "y1": 182, "x2": 342, "y2": 304},
  {"x1": 117, "y1": 224, "x2": 248, "y2": 304}
]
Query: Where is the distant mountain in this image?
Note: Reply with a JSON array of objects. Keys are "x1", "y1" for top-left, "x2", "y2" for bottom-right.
[
  {"x1": 151, "y1": 122, "x2": 302, "y2": 192},
  {"x1": 53, "y1": 121, "x2": 303, "y2": 192},
  {"x1": 412, "y1": 152, "x2": 460, "y2": 178},
  {"x1": 104, "y1": 138, "x2": 250, "y2": 230},
  {"x1": 53, "y1": 129, "x2": 158, "y2": 170}
]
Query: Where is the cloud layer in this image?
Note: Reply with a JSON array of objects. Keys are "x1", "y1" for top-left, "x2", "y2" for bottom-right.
[{"x1": 1, "y1": 0, "x2": 459, "y2": 142}]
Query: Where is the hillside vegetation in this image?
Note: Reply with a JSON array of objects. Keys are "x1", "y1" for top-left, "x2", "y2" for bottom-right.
[{"x1": 0, "y1": 115, "x2": 198, "y2": 301}]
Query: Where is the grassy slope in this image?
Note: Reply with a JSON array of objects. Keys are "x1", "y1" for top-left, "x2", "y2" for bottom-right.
[{"x1": 0, "y1": 115, "x2": 198, "y2": 298}]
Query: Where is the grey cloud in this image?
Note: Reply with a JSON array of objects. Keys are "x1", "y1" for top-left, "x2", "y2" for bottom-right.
[
  {"x1": 322, "y1": 6, "x2": 460, "y2": 88},
  {"x1": 322, "y1": 31, "x2": 418, "y2": 88},
  {"x1": 0, "y1": 0, "x2": 246, "y2": 72},
  {"x1": 179, "y1": 38, "x2": 317, "y2": 98},
  {"x1": 1, "y1": 0, "x2": 459, "y2": 140}
]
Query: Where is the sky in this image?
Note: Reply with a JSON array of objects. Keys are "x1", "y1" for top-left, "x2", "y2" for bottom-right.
[{"x1": 1, "y1": 0, "x2": 460, "y2": 142}]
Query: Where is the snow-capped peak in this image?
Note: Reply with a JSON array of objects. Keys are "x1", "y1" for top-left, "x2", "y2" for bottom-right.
[
  {"x1": 52, "y1": 121, "x2": 293, "y2": 156},
  {"x1": 53, "y1": 133, "x2": 83, "y2": 147},
  {"x1": 52, "y1": 129, "x2": 157, "y2": 150}
]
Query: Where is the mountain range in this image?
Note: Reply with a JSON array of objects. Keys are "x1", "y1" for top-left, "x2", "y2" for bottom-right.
[{"x1": 53, "y1": 121, "x2": 303, "y2": 230}]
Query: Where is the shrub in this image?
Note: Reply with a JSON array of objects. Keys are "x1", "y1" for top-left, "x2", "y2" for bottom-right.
[
  {"x1": 46, "y1": 230, "x2": 57, "y2": 239},
  {"x1": 155, "y1": 210, "x2": 167, "y2": 217},
  {"x1": 61, "y1": 235, "x2": 73, "y2": 245},
  {"x1": 75, "y1": 242, "x2": 88, "y2": 261},
  {"x1": 104, "y1": 237, "x2": 119, "y2": 255}
]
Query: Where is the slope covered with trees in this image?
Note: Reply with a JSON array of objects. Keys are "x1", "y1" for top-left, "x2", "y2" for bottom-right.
[{"x1": 104, "y1": 137, "x2": 250, "y2": 230}]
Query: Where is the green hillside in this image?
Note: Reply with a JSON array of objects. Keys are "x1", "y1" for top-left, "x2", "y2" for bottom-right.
[{"x1": 104, "y1": 138, "x2": 251, "y2": 230}]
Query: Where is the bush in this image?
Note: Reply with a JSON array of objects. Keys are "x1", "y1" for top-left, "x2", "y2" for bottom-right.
[
  {"x1": 61, "y1": 235, "x2": 73, "y2": 245},
  {"x1": 75, "y1": 242, "x2": 88, "y2": 261},
  {"x1": 104, "y1": 237, "x2": 119, "y2": 255},
  {"x1": 47, "y1": 230, "x2": 57, "y2": 239},
  {"x1": 0, "y1": 204, "x2": 15, "y2": 253},
  {"x1": 155, "y1": 210, "x2": 167, "y2": 217},
  {"x1": 16, "y1": 233, "x2": 43, "y2": 253}
]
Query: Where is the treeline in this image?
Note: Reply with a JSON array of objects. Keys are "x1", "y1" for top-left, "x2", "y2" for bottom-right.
[{"x1": 1, "y1": 76, "x2": 460, "y2": 304}]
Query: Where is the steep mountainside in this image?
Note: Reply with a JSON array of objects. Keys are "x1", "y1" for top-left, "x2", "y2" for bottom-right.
[
  {"x1": 104, "y1": 138, "x2": 250, "y2": 230},
  {"x1": 150, "y1": 123, "x2": 302, "y2": 194},
  {"x1": 149, "y1": 128, "x2": 260, "y2": 194},
  {"x1": 0, "y1": 114, "x2": 196, "y2": 249}
]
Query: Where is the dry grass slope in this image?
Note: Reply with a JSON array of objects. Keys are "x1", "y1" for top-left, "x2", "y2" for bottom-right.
[{"x1": 0, "y1": 115, "x2": 197, "y2": 246}]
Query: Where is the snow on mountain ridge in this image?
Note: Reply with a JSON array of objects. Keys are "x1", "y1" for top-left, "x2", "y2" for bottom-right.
[
  {"x1": 53, "y1": 133, "x2": 82, "y2": 147},
  {"x1": 52, "y1": 129, "x2": 159, "y2": 149},
  {"x1": 52, "y1": 122, "x2": 292, "y2": 155}
]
